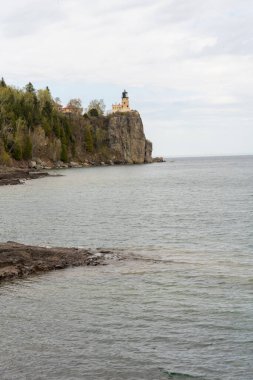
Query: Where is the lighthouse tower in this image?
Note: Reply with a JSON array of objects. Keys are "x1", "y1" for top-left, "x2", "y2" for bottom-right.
[
  {"x1": 112, "y1": 90, "x2": 131, "y2": 113},
  {"x1": 121, "y1": 90, "x2": 129, "y2": 111}
]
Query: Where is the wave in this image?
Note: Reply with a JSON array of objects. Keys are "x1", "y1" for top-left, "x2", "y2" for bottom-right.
[{"x1": 160, "y1": 369, "x2": 204, "y2": 379}]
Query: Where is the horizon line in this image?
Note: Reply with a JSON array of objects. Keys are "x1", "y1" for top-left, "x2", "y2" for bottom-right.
[{"x1": 161, "y1": 153, "x2": 253, "y2": 159}]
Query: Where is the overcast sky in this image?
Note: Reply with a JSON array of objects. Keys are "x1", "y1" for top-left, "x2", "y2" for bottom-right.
[{"x1": 1, "y1": 0, "x2": 253, "y2": 156}]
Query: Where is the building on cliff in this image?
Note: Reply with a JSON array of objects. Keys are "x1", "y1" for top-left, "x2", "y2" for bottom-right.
[{"x1": 112, "y1": 90, "x2": 131, "y2": 113}]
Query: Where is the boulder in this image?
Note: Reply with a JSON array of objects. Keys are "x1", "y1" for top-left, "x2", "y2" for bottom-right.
[
  {"x1": 29, "y1": 161, "x2": 37, "y2": 169},
  {"x1": 69, "y1": 161, "x2": 82, "y2": 168},
  {"x1": 152, "y1": 157, "x2": 165, "y2": 163}
]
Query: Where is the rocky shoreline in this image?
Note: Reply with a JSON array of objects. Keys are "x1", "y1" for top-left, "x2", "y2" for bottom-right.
[
  {"x1": 0, "y1": 242, "x2": 117, "y2": 283},
  {"x1": 0, "y1": 156, "x2": 165, "y2": 186}
]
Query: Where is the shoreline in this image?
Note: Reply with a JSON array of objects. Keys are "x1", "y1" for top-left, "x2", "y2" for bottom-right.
[
  {"x1": 0, "y1": 157, "x2": 165, "y2": 186},
  {"x1": 0, "y1": 242, "x2": 118, "y2": 283}
]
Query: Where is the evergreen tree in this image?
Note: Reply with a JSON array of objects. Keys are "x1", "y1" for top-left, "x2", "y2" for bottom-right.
[
  {"x1": 61, "y1": 144, "x2": 68, "y2": 162},
  {"x1": 25, "y1": 82, "x2": 35, "y2": 93},
  {"x1": 0, "y1": 79, "x2": 108, "y2": 163},
  {"x1": 84, "y1": 126, "x2": 94, "y2": 153},
  {"x1": 22, "y1": 136, "x2": 32, "y2": 160},
  {"x1": 0, "y1": 77, "x2": 6, "y2": 87}
]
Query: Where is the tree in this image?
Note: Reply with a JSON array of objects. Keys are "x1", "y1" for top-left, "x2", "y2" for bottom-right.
[
  {"x1": 25, "y1": 82, "x2": 35, "y2": 93},
  {"x1": 13, "y1": 118, "x2": 29, "y2": 160},
  {"x1": 37, "y1": 88, "x2": 52, "y2": 109},
  {"x1": 87, "y1": 99, "x2": 106, "y2": 116},
  {"x1": 67, "y1": 98, "x2": 83, "y2": 115},
  {"x1": 61, "y1": 143, "x2": 68, "y2": 162},
  {"x1": 0, "y1": 77, "x2": 6, "y2": 87},
  {"x1": 84, "y1": 125, "x2": 94, "y2": 153},
  {"x1": 88, "y1": 108, "x2": 99, "y2": 117},
  {"x1": 55, "y1": 97, "x2": 61, "y2": 105},
  {"x1": 22, "y1": 136, "x2": 32, "y2": 160}
]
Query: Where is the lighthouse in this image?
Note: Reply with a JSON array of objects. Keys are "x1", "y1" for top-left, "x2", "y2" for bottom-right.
[{"x1": 112, "y1": 90, "x2": 131, "y2": 113}]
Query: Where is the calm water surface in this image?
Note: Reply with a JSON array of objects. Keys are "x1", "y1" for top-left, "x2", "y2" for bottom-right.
[{"x1": 0, "y1": 156, "x2": 253, "y2": 379}]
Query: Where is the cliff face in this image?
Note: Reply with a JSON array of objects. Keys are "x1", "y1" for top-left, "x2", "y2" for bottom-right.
[
  {"x1": 0, "y1": 105, "x2": 152, "y2": 168},
  {"x1": 12, "y1": 111, "x2": 153, "y2": 167},
  {"x1": 107, "y1": 111, "x2": 152, "y2": 164}
]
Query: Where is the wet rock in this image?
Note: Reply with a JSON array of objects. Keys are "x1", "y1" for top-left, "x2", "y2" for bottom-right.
[
  {"x1": 0, "y1": 168, "x2": 49, "y2": 186},
  {"x1": 0, "y1": 242, "x2": 112, "y2": 282},
  {"x1": 152, "y1": 157, "x2": 166, "y2": 163}
]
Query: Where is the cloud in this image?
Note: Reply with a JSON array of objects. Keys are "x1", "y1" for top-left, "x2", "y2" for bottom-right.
[
  {"x1": 0, "y1": 0, "x2": 252, "y2": 155},
  {"x1": 1, "y1": 0, "x2": 67, "y2": 37}
]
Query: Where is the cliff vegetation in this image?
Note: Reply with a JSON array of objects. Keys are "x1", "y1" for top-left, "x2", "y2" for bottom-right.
[{"x1": 0, "y1": 78, "x2": 152, "y2": 168}]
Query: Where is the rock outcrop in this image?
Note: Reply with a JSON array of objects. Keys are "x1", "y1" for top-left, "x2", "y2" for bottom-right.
[
  {"x1": 0, "y1": 242, "x2": 117, "y2": 282},
  {"x1": 107, "y1": 111, "x2": 152, "y2": 164},
  {"x1": 152, "y1": 157, "x2": 166, "y2": 163},
  {"x1": 0, "y1": 168, "x2": 49, "y2": 186}
]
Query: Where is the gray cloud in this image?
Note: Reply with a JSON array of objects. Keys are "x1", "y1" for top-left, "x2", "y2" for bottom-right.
[
  {"x1": 1, "y1": 0, "x2": 66, "y2": 37},
  {"x1": 153, "y1": 0, "x2": 253, "y2": 56}
]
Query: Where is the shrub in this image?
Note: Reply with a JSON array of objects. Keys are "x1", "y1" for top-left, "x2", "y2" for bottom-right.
[
  {"x1": 13, "y1": 142, "x2": 22, "y2": 160},
  {"x1": 0, "y1": 144, "x2": 12, "y2": 165}
]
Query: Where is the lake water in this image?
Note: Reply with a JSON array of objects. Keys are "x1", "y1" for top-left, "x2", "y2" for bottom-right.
[{"x1": 0, "y1": 156, "x2": 253, "y2": 379}]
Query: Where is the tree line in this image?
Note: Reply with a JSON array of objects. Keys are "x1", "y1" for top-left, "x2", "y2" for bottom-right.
[{"x1": 0, "y1": 78, "x2": 108, "y2": 165}]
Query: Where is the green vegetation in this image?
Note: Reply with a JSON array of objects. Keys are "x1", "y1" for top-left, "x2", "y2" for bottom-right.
[
  {"x1": 87, "y1": 99, "x2": 106, "y2": 116},
  {"x1": 0, "y1": 79, "x2": 109, "y2": 165},
  {"x1": 84, "y1": 125, "x2": 94, "y2": 153},
  {"x1": 88, "y1": 108, "x2": 99, "y2": 117},
  {"x1": 60, "y1": 144, "x2": 68, "y2": 162}
]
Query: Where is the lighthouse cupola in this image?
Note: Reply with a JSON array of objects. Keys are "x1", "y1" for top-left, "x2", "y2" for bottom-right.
[{"x1": 122, "y1": 90, "x2": 128, "y2": 99}]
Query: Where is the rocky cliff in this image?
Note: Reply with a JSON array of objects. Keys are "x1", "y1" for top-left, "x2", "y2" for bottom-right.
[
  {"x1": 107, "y1": 111, "x2": 152, "y2": 164},
  {"x1": 0, "y1": 81, "x2": 152, "y2": 168},
  {"x1": 1, "y1": 111, "x2": 152, "y2": 169}
]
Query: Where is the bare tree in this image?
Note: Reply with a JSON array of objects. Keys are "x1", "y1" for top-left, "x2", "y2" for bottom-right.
[{"x1": 87, "y1": 99, "x2": 106, "y2": 116}]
